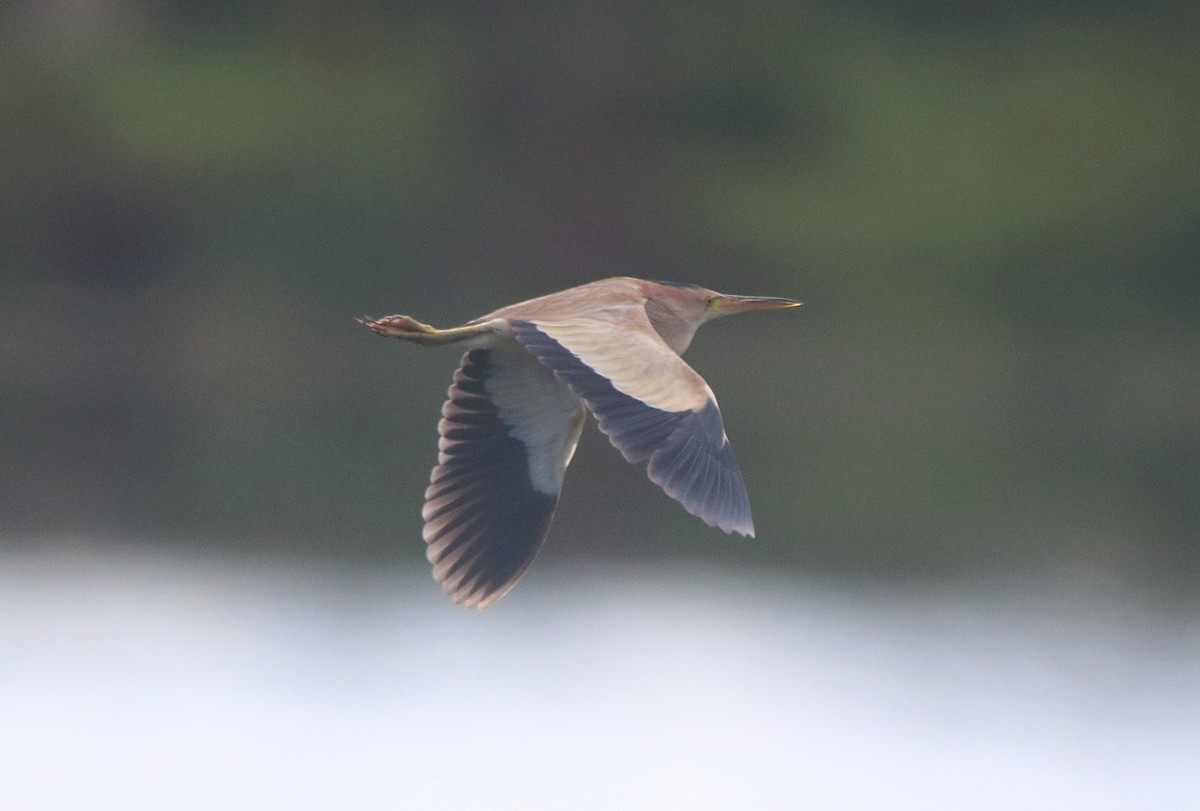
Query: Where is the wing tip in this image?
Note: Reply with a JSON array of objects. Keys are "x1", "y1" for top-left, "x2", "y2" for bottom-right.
[
  {"x1": 712, "y1": 513, "x2": 755, "y2": 537},
  {"x1": 426, "y1": 544, "x2": 518, "y2": 609},
  {"x1": 440, "y1": 577, "x2": 512, "y2": 610}
]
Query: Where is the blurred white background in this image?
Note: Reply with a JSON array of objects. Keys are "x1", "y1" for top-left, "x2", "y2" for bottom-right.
[{"x1": 4, "y1": 542, "x2": 1197, "y2": 810}]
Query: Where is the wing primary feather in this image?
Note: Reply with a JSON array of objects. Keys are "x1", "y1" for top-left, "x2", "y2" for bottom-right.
[{"x1": 423, "y1": 349, "x2": 565, "y2": 608}]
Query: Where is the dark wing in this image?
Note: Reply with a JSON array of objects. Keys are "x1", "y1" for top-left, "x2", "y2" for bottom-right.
[
  {"x1": 423, "y1": 346, "x2": 585, "y2": 608},
  {"x1": 510, "y1": 310, "x2": 754, "y2": 536}
]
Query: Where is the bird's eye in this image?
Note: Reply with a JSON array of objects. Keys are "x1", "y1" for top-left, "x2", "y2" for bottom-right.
[{"x1": 705, "y1": 296, "x2": 717, "y2": 308}]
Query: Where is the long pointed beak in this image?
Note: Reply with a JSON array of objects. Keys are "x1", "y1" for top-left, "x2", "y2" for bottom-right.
[{"x1": 716, "y1": 294, "x2": 804, "y2": 314}]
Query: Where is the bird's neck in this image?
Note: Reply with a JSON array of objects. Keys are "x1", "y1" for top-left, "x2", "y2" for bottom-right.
[{"x1": 644, "y1": 301, "x2": 701, "y2": 354}]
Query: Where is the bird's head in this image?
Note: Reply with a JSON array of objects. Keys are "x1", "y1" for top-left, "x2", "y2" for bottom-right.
[
  {"x1": 644, "y1": 280, "x2": 802, "y2": 353},
  {"x1": 702, "y1": 291, "x2": 804, "y2": 319}
]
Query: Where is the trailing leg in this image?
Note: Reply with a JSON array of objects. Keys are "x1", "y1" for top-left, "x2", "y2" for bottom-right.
[{"x1": 358, "y1": 314, "x2": 501, "y2": 346}]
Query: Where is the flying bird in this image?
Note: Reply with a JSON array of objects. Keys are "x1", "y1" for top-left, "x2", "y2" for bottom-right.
[{"x1": 360, "y1": 276, "x2": 801, "y2": 608}]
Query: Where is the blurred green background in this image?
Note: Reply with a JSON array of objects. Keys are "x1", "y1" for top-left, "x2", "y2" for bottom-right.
[{"x1": 2, "y1": 1, "x2": 1197, "y2": 593}]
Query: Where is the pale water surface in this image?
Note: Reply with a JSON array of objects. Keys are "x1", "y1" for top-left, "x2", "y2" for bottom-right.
[{"x1": 2, "y1": 543, "x2": 1197, "y2": 810}]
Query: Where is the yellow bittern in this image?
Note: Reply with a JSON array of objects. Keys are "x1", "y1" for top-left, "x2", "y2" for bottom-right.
[{"x1": 361, "y1": 276, "x2": 801, "y2": 608}]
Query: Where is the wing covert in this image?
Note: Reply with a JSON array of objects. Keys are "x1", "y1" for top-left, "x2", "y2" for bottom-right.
[{"x1": 510, "y1": 317, "x2": 754, "y2": 536}]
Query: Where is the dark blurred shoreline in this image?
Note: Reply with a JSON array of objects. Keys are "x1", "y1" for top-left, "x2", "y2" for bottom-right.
[{"x1": 2, "y1": 2, "x2": 1197, "y2": 589}]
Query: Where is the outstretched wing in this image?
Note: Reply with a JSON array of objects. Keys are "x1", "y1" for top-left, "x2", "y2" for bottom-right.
[
  {"x1": 510, "y1": 308, "x2": 754, "y2": 536},
  {"x1": 423, "y1": 345, "x2": 585, "y2": 608}
]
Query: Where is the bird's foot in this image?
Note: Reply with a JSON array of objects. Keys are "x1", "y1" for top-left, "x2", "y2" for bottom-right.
[{"x1": 357, "y1": 314, "x2": 438, "y2": 338}]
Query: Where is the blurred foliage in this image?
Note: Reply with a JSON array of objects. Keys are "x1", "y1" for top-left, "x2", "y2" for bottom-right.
[{"x1": 1, "y1": 1, "x2": 1196, "y2": 590}]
